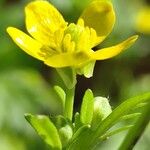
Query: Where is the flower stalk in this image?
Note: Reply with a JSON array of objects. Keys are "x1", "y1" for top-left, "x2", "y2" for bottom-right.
[{"x1": 64, "y1": 86, "x2": 75, "y2": 121}]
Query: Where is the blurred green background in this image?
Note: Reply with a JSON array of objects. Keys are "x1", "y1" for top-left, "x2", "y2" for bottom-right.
[{"x1": 0, "y1": 0, "x2": 150, "y2": 149}]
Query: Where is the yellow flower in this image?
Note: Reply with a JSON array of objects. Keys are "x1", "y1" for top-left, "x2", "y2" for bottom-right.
[
  {"x1": 135, "y1": 6, "x2": 150, "y2": 34},
  {"x1": 7, "y1": 0, "x2": 138, "y2": 68}
]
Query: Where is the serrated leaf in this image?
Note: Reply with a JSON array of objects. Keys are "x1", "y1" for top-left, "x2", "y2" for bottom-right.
[
  {"x1": 80, "y1": 89, "x2": 94, "y2": 125},
  {"x1": 56, "y1": 67, "x2": 76, "y2": 89},
  {"x1": 25, "y1": 114, "x2": 62, "y2": 150}
]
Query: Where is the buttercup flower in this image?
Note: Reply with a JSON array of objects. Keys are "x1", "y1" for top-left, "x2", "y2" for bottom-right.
[
  {"x1": 7, "y1": 0, "x2": 138, "y2": 69},
  {"x1": 135, "y1": 6, "x2": 150, "y2": 34}
]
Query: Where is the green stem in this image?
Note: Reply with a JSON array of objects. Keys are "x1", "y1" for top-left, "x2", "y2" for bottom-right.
[
  {"x1": 64, "y1": 87, "x2": 75, "y2": 121},
  {"x1": 118, "y1": 101, "x2": 150, "y2": 150}
]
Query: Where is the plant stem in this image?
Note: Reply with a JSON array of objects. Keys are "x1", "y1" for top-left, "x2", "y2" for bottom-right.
[
  {"x1": 118, "y1": 101, "x2": 150, "y2": 150},
  {"x1": 64, "y1": 87, "x2": 75, "y2": 121}
]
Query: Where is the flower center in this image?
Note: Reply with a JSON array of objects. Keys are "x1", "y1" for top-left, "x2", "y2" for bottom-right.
[{"x1": 39, "y1": 19, "x2": 99, "y2": 59}]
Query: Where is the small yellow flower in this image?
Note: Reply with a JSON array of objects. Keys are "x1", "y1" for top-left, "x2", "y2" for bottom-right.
[
  {"x1": 135, "y1": 6, "x2": 150, "y2": 34},
  {"x1": 7, "y1": 0, "x2": 138, "y2": 68}
]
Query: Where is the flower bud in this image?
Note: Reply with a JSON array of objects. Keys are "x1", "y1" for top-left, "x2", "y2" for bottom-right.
[
  {"x1": 92, "y1": 96, "x2": 112, "y2": 128},
  {"x1": 59, "y1": 124, "x2": 73, "y2": 147}
]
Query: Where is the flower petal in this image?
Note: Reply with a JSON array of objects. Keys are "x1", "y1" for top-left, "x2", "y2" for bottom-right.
[
  {"x1": 44, "y1": 52, "x2": 91, "y2": 68},
  {"x1": 91, "y1": 35, "x2": 138, "y2": 60},
  {"x1": 25, "y1": 0, "x2": 67, "y2": 45},
  {"x1": 7, "y1": 27, "x2": 43, "y2": 60},
  {"x1": 79, "y1": 1, "x2": 115, "y2": 42},
  {"x1": 135, "y1": 6, "x2": 150, "y2": 34}
]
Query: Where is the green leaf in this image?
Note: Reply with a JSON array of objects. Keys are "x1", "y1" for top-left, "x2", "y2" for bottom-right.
[
  {"x1": 74, "y1": 112, "x2": 83, "y2": 132},
  {"x1": 135, "y1": 102, "x2": 147, "y2": 109},
  {"x1": 25, "y1": 114, "x2": 62, "y2": 150},
  {"x1": 119, "y1": 113, "x2": 141, "y2": 122},
  {"x1": 119, "y1": 101, "x2": 150, "y2": 150},
  {"x1": 0, "y1": 69, "x2": 63, "y2": 132},
  {"x1": 67, "y1": 125, "x2": 92, "y2": 150},
  {"x1": 68, "y1": 92, "x2": 150, "y2": 150},
  {"x1": 50, "y1": 115, "x2": 73, "y2": 148},
  {"x1": 80, "y1": 89, "x2": 94, "y2": 125},
  {"x1": 56, "y1": 67, "x2": 76, "y2": 89},
  {"x1": 50, "y1": 115, "x2": 67, "y2": 129},
  {"x1": 99, "y1": 125, "x2": 134, "y2": 141},
  {"x1": 90, "y1": 92, "x2": 150, "y2": 147},
  {"x1": 54, "y1": 85, "x2": 66, "y2": 111}
]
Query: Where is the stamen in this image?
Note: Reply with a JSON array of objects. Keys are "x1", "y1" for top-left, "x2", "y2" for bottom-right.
[{"x1": 39, "y1": 45, "x2": 57, "y2": 59}]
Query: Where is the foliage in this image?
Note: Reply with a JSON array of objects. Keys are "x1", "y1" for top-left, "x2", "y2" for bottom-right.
[{"x1": 0, "y1": 0, "x2": 150, "y2": 150}]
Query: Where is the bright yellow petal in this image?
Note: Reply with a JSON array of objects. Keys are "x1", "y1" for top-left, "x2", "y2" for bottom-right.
[
  {"x1": 7, "y1": 27, "x2": 43, "y2": 60},
  {"x1": 135, "y1": 7, "x2": 150, "y2": 34},
  {"x1": 44, "y1": 52, "x2": 91, "y2": 68},
  {"x1": 79, "y1": 0, "x2": 115, "y2": 42},
  {"x1": 25, "y1": 0, "x2": 67, "y2": 45},
  {"x1": 91, "y1": 35, "x2": 138, "y2": 60}
]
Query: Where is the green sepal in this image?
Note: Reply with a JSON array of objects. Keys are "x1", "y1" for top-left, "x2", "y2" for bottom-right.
[
  {"x1": 56, "y1": 67, "x2": 76, "y2": 89},
  {"x1": 80, "y1": 89, "x2": 94, "y2": 125},
  {"x1": 76, "y1": 61, "x2": 96, "y2": 78},
  {"x1": 25, "y1": 114, "x2": 62, "y2": 150}
]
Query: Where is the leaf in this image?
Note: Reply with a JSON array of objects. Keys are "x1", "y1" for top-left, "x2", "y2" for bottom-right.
[
  {"x1": 50, "y1": 115, "x2": 73, "y2": 148},
  {"x1": 68, "y1": 92, "x2": 150, "y2": 150},
  {"x1": 80, "y1": 89, "x2": 94, "y2": 125},
  {"x1": 25, "y1": 114, "x2": 62, "y2": 150},
  {"x1": 74, "y1": 112, "x2": 83, "y2": 132},
  {"x1": 67, "y1": 125, "x2": 92, "y2": 150},
  {"x1": 119, "y1": 113, "x2": 141, "y2": 122},
  {"x1": 135, "y1": 102, "x2": 147, "y2": 109},
  {"x1": 0, "y1": 69, "x2": 63, "y2": 132},
  {"x1": 90, "y1": 92, "x2": 150, "y2": 147},
  {"x1": 54, "y1": 85, "x2": 66, "y2": 111},
  {"x1": 119, "y1": 101, "x2": 150, "y2": 150},
  {"x1": 56, "y1": 67, "x2": 76, "y2": 89},
  {"x1": 50, "y1": 115, "x2": 68, "y2": 129},
  {"x1": 99, "y1": 125, "x2": 134, "y2": 141}
]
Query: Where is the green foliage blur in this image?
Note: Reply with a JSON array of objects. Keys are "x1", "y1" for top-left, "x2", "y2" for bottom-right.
[{"x1": 0, "y1": 0, "x2": 149, "y2": 149}]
